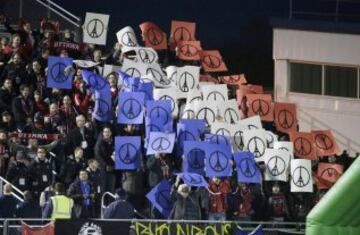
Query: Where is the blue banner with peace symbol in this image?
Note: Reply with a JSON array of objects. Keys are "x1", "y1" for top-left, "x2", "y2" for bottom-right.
[
  {"x1": 118, "y1": 91, "x2": 145, "y2": 124},
  {"x1": 137, "y1": 81, "x2": 153, "y2": 101},
  {"x1": 204, "y1": 134, "x2": 231, "y2": 147},
  {"x1": 146, "y1": 132, "x2": 175, "y2": 155},
  {"x1": 183, "y1": 141, "x2": 206, "y2": 174},
  {"x1": 82, "y1": 69, "x2": 110, "y2": 93},
  {"x1": 176, "y1": 172, "x2": 208, "y2": 188},
  {"x1": 205, "y1": 143, "x2": 233, "y2": 177},
  {"x1": 146, "y1": 100, "x2": 172, "y2": 126},
  {"x1": 119, "y1": 71, "x2": 140, "y2": 92},
  {"x1": 115, "y1": 136, "x2": 141, "y2": 170},
  {"x1": 176, "y1": 122, "x2": 201, "y2": 156},
  {"x1": 233, "y1": 152, "x2": 262, "y2": 184},
  {"x1": 92, "y1": 89, "x2": 112, "y2": 122},
  {"x1": 145, "y1": 179, "x2": 173, "y2": 219},
  {"x1": 47, "y1": 56, "x2": 73, "y2": 89}
]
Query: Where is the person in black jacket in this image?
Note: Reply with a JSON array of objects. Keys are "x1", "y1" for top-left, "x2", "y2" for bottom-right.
[
  {"x1": 65, "y1": 114, "x2": 94, "y2": 159},
  {"x1": 0, "y1": 184, "x2": 19, "y2": 218},
  {"x1": 11, "y1": 84, "x2": 35, "y2": 131},
  {"x1": 6, "y1": 152, "x2": 30, "y2": 191},
  {"x1": 102, "y1": 188, "x2": 135, "y2": 219},
  {"x1": 67, "y1": 170, "x2": 96, "y2": 218},
  {"x1": 146, "y1": 153, "x2": 174, "y2": 188},
  {"x1": 59, "y1": 147, "x2": 87, "y2": 188},
  {"x1": 0, "y1": 53, "x2": 29, "y2": 92},
  {"x1": 0, "y1": 78, "x2": 16, "y2": 113},
  {"x1": 94, "y1": 126, "x2": 116, "y2": 193},
  {"x1": 15, "y1": 190, "x2": 42, "y2": 219},
  {"x1": 28, "y1": 147, "x2": 53, "y2": 198},
  {"x1": 0, "y1": 111, "x2": 16, "y2": 133}
]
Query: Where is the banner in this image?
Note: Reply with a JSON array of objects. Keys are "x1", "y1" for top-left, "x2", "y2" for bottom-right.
[
  {"x1": 22, "y1": 222, "x2": 54, "y2": 235},
  {"x1": 118, "y1": 92, "x2": 145, "y2": 124},
  {"x1": 145, "y1": 180, "x2": 173, "y2": 218},
  {"x1": 116, "y1": 26, "x2": 138, "y2": 47},
  {"x1": 47, "y1": 56, "x2": 73, "y2": 90},
  {"x1": 242, "y1": 129, "x2": 267, "y2": 162},
  {"x1": 146, "y1": 132, "x2": 176, "y2": 155},
  {"x1": 200, "y1": 50, "x2": 228, "y2": 72},
  {"x1": 93, "y1": 89, "x2": 112, "y2": 122},
  {"x1": 194, "y1": 101, "x2": 218, "y2": 125},
  {"x1": 176, "y1": 66, "x2": 200, "y2": 99},
  {"x1": 170, "y1": 20, "x2": 196, "y2": 49},
  {"x1": 205, "y1": 143, "x2": 232, "y2": 177},
  {"x1": 219, "y1": 99, "x2": 241, "y2": 124},
  {"x1": 274, "y1": 102, "x2": 297, "y2": 133},
  {"x1": 55, "y1": 219, "x2": 130, "y2": 235},
  {"x1": 236, "y1": 224, "x2": 263, "y2": 235},
  {"x1": 139, "y1": 21, "x2": 167, "y2": 50},
  {"x1": 205, "y1": 134, "x2": 231, "y2": 147},
  {"x1": 115, "y1": 136, "x2": 141, "y2": 170},
  {"x1": 121, "y1": 58, "x2": 147, "y2": 79},
  {"x1": 146, "y1": 63, "x2": 171, "y2": 88},
  {"x1": 146, "y1": 100, "x2": 172, "y2": 126},
  {"x1": 177, "y1": 122, "x2": 201, "y2": 156},
  {"x1": 317, "y1": 163, "x2": 343, "y2": 185},
  {"x1": 82, "y1": 70, "x2": 110, "y2": 92},
  {"x1": 289, "y1": 131, "x2": 317, "y2": 160},
  {"x1": 201, "y1": 84, "x2": 228, "y2": 101},
  {"x1": 9, "y1": 132, "x2": 58, "y2": 141},
  {"x1": 312, "y1": 130, "x2": 341, "y2": 157},
  {"x1": 176, "y1": 172, "x2": 208, "y2": 187},
  {"x1": 135, "y1": 221, "x2": 234, "y2": 235},
  {"x1": 233, "y1": 152, "x2": 262, "y2": 184},
  {"x1": 51, "y1": 41, "x2": 82, "y2": 52},
  {"x1": 83, "y1": 12, "x2": 109, "y2": 45},
  {"x1": 122, "y1": 46, "x2": 159, "y2": 64},
  {"x1": 246, "y1": 94, "x2": 273, "y2": 121},
  {"x1": 264, "y1": 149, "x2": 290, "y2": 182},
  {"x1": 176, "y1": 41, "x2": 202, "y2": 61},
  {"x1": 183, "y1": 141, "x2": 206, "y2": 174},
  {"x1": 219, "y1": 74, "x2": 247, "y2": 86},
  {"x1": 290, "y1": 159, "x2": 313, "y2": 193},
  {"x1": 265, "y1": 130, "x2": 278, "y2": 148},
  {"x1": 153, "y1": 87, "x2": 179, "y2": 117},
  {"x1": 274, "y1": 141, "x2": 294, "y2": 160}
]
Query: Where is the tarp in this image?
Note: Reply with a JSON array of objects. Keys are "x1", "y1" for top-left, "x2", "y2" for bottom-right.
[{"x1": 306, "y1": 156, "x2": 360, "y2": 235}]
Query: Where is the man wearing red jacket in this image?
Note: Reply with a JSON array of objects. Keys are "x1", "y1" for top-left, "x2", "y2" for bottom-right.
[{"x1": 208, "y1": 177, "x2": 231, "y2": 221}]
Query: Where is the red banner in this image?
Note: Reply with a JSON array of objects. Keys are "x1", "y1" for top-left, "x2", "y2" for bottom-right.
[
  {"x1": 9, "y1": 133, "x2": 58, "y2": 141},
  {"x1": 219, "y1": 74, "x2": 247, "y2": 86},
  {"x1": 312, "y1": 130, "x2": 341, "y2": 157},
  {"x1": 289, "y1": 131, "x2": 317, "y2": 160},
  {"x1": 317, "y1": 163, "x2": 343, "y2": 185},
  {"x1": 170, "y1": 20, "x2": 196, "y2": 50},
  {"x1": 200, "y1": 50, "x2": 228, "y2": 72},
  {"x1": 246, "y1": 94, "x2": 273, "y2": 121},
  {"x1": 176, "y1": 40, "x2": 202, "y2": 61},
  {"x1": 199, "y1": 74, "x2": 220, "y2": 84},
  {"x1": 51, "y1": 41, "x2": 82, "y2": 52},
  {"x1": 22, "y1": 222, "x2": 54, "y2": 235},
  {"x1": 139, "y1": 21, "x2": 167, "y2": 50},
  {"x1": 274, "y1": 102, "x2": 297, "y2": 134}
]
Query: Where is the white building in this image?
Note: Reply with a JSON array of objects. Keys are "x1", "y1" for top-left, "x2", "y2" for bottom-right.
[{"x1": 273, "y1": 20, "x2": 360, "y2": 157}]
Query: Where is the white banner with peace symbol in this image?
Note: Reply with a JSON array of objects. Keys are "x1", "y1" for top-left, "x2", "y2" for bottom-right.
[
  {"x1": 176, "y1": 66, "x2": 200, "y2": 99},
  {"x1": 83, "y1": 12, "x2": 109, "y2": 45},
  {"x1": 116, "y1": 26, "x2": 138, "y2": 47},
  {"x1": 264, "y1": 149, "x2": 290, "y2": 182},
  {"x1": 242, "y1": 129, "x2": 267, "y2": 162},
  {"x1": 290, "y1": 159, "x2": 313, "y2": 193}
]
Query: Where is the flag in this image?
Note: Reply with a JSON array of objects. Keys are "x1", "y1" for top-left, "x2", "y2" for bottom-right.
[
  {"x1": 289, "y1": 131, "x2": 317, "y2": 160},
  {"x1": 183, "y1": 141, "x2": 207, "y2": 174},
  {"x1": 177, "y1": 122, "x2": 201, "y2": 156},
  {"x1": 117, "y1": 92, "x2": 145, "y2": 124},
  {"x1": 115, "y1": 136, "x2": 141, "y2": 170},
  {"x1": 82, "y1": 69, "x2": 110, "y2": 93},
  {"x1": 139, "y1": 21, "x2": 167, "y2": 50},
  {"x1": 205, "y1": 143, "x2": 232, "y2": 177},
  {"x1": 47, "y1": 56, "x2": 73, "y2": 89},
  {"x1": 263, "y1": 149, "x2": 290, "y2": 182},
  {"x1": 146, "y1": 180, "x2": 173, "y2": 218},
  {"x1": 312, "y1": 130, "x2": 341, "y2": 157},
  {"x1": 146, "y1": 132, "x2": 176, "y2": 155},
  {"x1": 290, "y1": 159, "x2": 313, "y2": 193},
  {"x1": 93, "y1": 89, "x2": 112, "y2": 122},
  {"x1": 242, "y1": 129, "x2": 267, "y2": 162},
  {"x1": 200, "y1": 50, "x2": 228, "y2": 72},
  {"x1": 274, "y1": 102, "x2": 297, "y2": 134},
  {"x1": 177, "y1": 172, "x2": 208, "y2": 187},
  {"x1": 236, "y1": 225, "x2": 264, "y2": 235},
  {"x1": 246, "y1": 94, "x2": 273, "y2": 121},
  {"x1": 205, "y1": 134, "x2": 231, "y2": 147},
  {"x1": 22, "y1": 222, "x2": 54, "y2": 235},
  {"x1": 119, "y1": 71, "x2": 140, "y2": 92},
  {"x1": 83, "y1": 12, "x2": 109, "y2": 45},
  {"x1": 233, "y1": 152, "x2": 262, "y2": 184}
]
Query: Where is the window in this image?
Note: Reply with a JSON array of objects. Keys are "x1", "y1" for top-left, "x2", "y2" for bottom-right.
[
  {"x1": 290, "y1": 63, "x2": 322, "y2": 94},
  {"x1": 325, "y1": 66, "x2": 357, "y2": 98},
  {"x1": 289, "y1": 62, "x2": 360, "y2": 99}
]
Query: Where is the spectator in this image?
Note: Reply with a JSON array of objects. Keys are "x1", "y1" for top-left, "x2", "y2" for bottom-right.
[
  {"x1": 0, "y1": 129, "x2": 11, "y2": 176},
  {"x1": 6, "y1": 152, "x2": 29, "y2": 191},
  {"x1": 1, "y1": 53, "x2": 28, "y2": 92},
  {"x1": 208, "y1": 177, "x2": 231, "y2": 221},
  {"x1": 146, "y1": 153, "x2": 174, "y2": 188},
  {"x1": 11, "y1": 84, "x2": 35, "y2": 130},
  {"x1": 102, "y1": 188, "x2": 135, "y2": 219},
  {"x1": 233, "y1": 183, "x2": 254, "y2": 221},
  {"x1": 59, "y1": 147, "x2": 87, "y2": 187},
  {"x1": 0, "y1": 78, "x2": 16, "y2": 113},
  {"x1": 267, "y1": 182, "x2": 289, "y2": 221},
  {"x1": 43, "y1": 182, "x2": 74, "y2": 219},
  {"x1": 67, "y1": 170, "x2": 96, "y2": 218},
  {"x1": 39, "y1": 183, "x2": 55, "y2": 210},
  {"x1": 0, "y1": 184, "x2": 18, "y2": 218},
  {"x1": 15, "y1": 190, "x2": 42, "y2": 218}
]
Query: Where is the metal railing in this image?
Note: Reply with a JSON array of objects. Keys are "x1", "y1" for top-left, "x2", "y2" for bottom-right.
[
  {"x1": 0, "y1": 176, "x2": 24, "y2": 203},
  {"x1": 33, "y1": 0, "x2": 80, "y2": 27}
]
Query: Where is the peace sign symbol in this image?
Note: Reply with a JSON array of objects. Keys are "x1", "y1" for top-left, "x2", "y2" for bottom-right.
[
  {"x1": 224, "y1": 108, "x2": 239, "y2": 123},
  {"x1": 294, "y1": 137, "x2": 312, "y2": 156},
  {"x1": 149, "y1": 106, "x2": 169, "y2": 124},
  {"x1": 278, "y1": 110, "x2": 294, "y2": 129},
  {"x1": 156, "y1": 190, "x2": 172, "y2": 210},
  {"x1": 146, "y1": 27, "x2": 164, "y2": 46},
  {"x1": 121, "y1": 32, "x2": 137, "y2": 47},
  {"x1": 94, "y1": 99, "x2": 110, "y2": 117},
  {"x1": 124, "y1": 67, "x2": 141, "y2": 78},
  {"x1": 215, "y1": 128, "x2": 231, "y2": 137},
  {"x1": 178, "y1": 72, "x2": 195, "y2": 92},
  {"x1": 173, "y1": 27, "x2": 192, "y2": 42},
  {"x1": 292, "y1": 166, "x2": 310, "y2": 187},
  {"x1": 118, "y1": 143, "x2": 138, "y2": 164},
  {"x1": 50, "y1": 62, "x2": 67, "y2": 83},
  {"x1": 147, "y1": 68, "x2": 170, "y2": 86},
  {"x1": 88, "y1": 74, "x2": 107, "y2": 90},
  {"x1": 234, "y1": 130, "x2": 244, "y2": 150},
  {"x1": 247, "y1": 137, "x2": 266, "y2": 158},
  {"x1": 207, "y1": 91, "x2": 226, "y2": 101},
  {"x1": 187, "y1": 148, "x2": 205, "y2": 169},
  {"x1": 251, "y1": 99, "x2": 270, "y2": 116},
  {"x1": 314, "y1": 134, "x2": 333, "y2": 150},
  {"x1": 121, "y1": 98, "x2": 142, "y2": 119},
  {"x1": 209, "y1": 151, "x2": 229, "y2": 172},
  {"x1": 320, "y1": 168, "x2": 339, "y2": 179},
  {"x1": 267, "y1": 156, "x2": 286, "y2": 176},
  {"x1": 202, "y1": 55, "x2": 222, "y2": 69},
  {"x1": 86, "y1": 18, "x2": 104, "y2": 38},
  {"x1": 179, "y1": 44, "x2": 199, "y2": 58},
  {"x1": 178, "y1": 131, "x2": 196, "y2": 143},
  {"x1": 159, "y1": 95, "x2": 175, "y2": 112},
  {"x1": 196, "y1": 107, "x2": 215, "y2": 124},
  {"x1": 183, "y1": 174, "x2": 202, "y2": 185},
  {"x1": 139, "y1": 49, "x2": 156, "y2": 63},
  {"x1": 151, "y1": 137, "x2": 171, "y2": 151},
  {"x1": 239, "y1": 158, "x2": 257, "y2": 177},
  {"x1": 208, "y1": 135, "x2": 229, "y2": 146}
]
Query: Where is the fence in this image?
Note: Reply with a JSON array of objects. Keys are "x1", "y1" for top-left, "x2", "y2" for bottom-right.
[{"x1": 1, "y1": 218, "x2": 305, "y2": 235}]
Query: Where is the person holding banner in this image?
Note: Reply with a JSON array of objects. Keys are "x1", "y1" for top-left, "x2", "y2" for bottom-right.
[
  {"x1": 233, "y1": 183, "x2": 254, "y2": 221},
  {"x1": 208, "y1": 177, "x2": 231, "y2": 221},
  {"x1": 267, "y1": 182, "x2": 289, "y2": 222}
]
